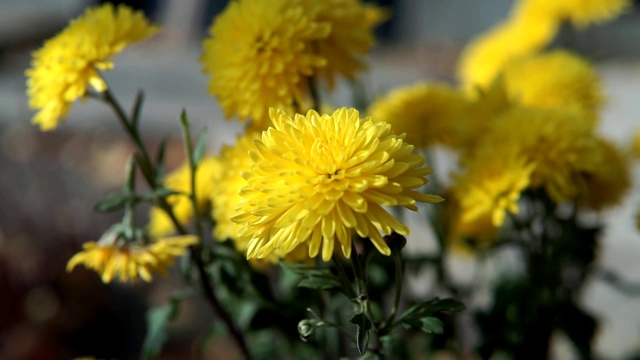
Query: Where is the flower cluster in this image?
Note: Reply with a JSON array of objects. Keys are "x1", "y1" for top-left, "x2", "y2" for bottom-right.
[{"x1": 26, "y1": 3, "x2": 157, "y2": 130}]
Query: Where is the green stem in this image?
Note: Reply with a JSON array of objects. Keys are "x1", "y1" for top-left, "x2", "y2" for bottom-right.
[
  {"x1": 98, "y1": 85, "x2": 253, "y2": 360},
  {"x1": 179, "y1": 111, "x2": 204, "y2": 242},
  {"x1": 382, "y1": 251, "x2": 404, "y2": 334},
  {"x1": 334, "y1": 258, "x2": 357, "y2": 300}
]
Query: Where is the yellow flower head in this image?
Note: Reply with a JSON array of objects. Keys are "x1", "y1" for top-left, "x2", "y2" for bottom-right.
[
  {"x1": 305, "y1": 0, "x2": 387, "y2": 88},
  {"x1": 576, "y1": 138, "x2": 631, "y2": 210},
  {"x1": 457, "y1": 1, "x2": 558, "y2": 92},
  {"x1": 200, "y1": 0, "x2": 330, "y2": 129},
  {"x1": 212, "y1": 132, "x2": 313, "y2": 267},
  {"x1": 444, "y1": 193, "x2": 499, "y2": 255},
  {"x1": 502, "y1": 50, "x2": 604, "y2": 126},
  {"x1": 148, "y1": 157, "x2": 222, "y2": 237},
  {"x1": 233, "y1": 107, "x2": 443, "y2": 261},
  {"x1": 367, "y1": 83, "x2": 474, "y2": 149},
  {"x1": 479, "y1": 107, "x2": 600, "y2": 203},
  {"x1": 25, "y1": 3, "x2": 158, "y2": 131},
  {"x1": 67, "y1": 235, "x2": 198, "y2": 283},
  {"x1": 521, "y1": 0, "x2": 631, "y2": 28},
  {"x1": 453, "y1": 149, "x2": 534, "y2": 228}
]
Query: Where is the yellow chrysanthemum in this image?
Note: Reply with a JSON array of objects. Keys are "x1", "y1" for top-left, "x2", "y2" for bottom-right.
[
  {"x1": 305, "y1": 0, "x2": 387, "y2": 88},
  {"x1": 149, "y1": 157, "x2": 222, "y2": 237},
  {"x1": 453, "y1": 151, "x2": 534, "y2": 227},
  {"x1": 201, "y1": 0, "x2": 330, "y2": 129},
  {"x1": 477, "y1": 107, "x2": 600, "y2": 203},
  {"x1": 25, "y1": 3, "x2": 158, "y2": 131},
  {"x1": 457, "y1": 13, "x2": 557, "y2": 92},
  {"x1": 521, "y1": 0, "x2": 631, "y2": 28},
  {"x1": 502, "y1": 50, "x2": 604, "y2": 126},
  {"x1": 576, "y1": 138, "x2": 631, "y2": 210},
  {"x1": 67, "y1": 235, "x2": 198, "y2": 283},
  {"x1": 233, "y1": 107, "x2": 443, "y2": 261},
  {"x1": 367, "y1": 83, "x2": 474, "y2": 149},
  {"x1": 444, "y1": 194, "x2": 499, "y2": 255}
]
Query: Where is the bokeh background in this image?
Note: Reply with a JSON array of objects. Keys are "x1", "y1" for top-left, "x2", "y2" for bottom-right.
[{"x1": 1, "y1": 0, "x2": 640, "y2": 359}]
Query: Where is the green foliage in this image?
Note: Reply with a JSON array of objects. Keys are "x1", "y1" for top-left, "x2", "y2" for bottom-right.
[{"x1": 141, "y1": 291, "x2": 193, "y2": 360}]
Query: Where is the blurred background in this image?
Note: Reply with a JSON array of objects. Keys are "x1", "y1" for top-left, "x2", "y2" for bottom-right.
[{"x1": 1, "y1": 0, "x2": 640, "y2": 359}]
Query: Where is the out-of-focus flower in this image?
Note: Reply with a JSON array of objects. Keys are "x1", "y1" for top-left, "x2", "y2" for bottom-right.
[
  {"x1": 576, "y1": 138, "x2": 631, "y2": 210},
  {"x1": 67, "y1": 235, "x2": 198, "y2": 283},
  {"x1": 200, "y1": 0, "x2": 330, "y2": 129},
  {"x1": 368, "y1": 83, "x2": 473, "y2": 148},
  {"x1": 520, "y1": 0, "x2": 631, "y2": 28},
  {"x1": 453, "y1": 151, "x2": 534, "y2": 227},
  {"x1": 233, "y1": 108, "x2": 443, "y2": 261},
  {"x1": 26, "y1": 3, "x2": 158, "y2": 131},
  {"x1": 306, "y1": 0, "x2": 388, "y2": 88},
  {"x1": 149, "y1": 157, "x2": 222, "y2": 237},
  {"x1": 457, "y1": 14, "x2": 557, "y2": 92},
  {"x1": 502, "y1": 50, "x2": 604, "y2": 126},
  {"x1": 477, "y1": 107, "x2": 600, "y2": 204}
]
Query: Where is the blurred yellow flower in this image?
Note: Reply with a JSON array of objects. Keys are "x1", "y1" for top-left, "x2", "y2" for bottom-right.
[
  {"x1": 445, "y1": 198, "x2": 499, "y2": 255},
  {"x1": 576, "y1": 138, "x2": 631, "y2": 210},
  {"x1": 212, "y1": 132, "x2": 260, "y2": 243},
  {"x1": 479, "y1": 107, "x2": 600, "y2": 204},
  {"x1": 200, "y1": 0, "x2": 330, "y2": 129},
  {"x1": 521, "y1": 0, "x2": 631, "y2": 28},
  {"x1": 67, "y1": 235, "x2": 198, "y2": 283},
  {"x1": 149, "y1": 157, "x2": 222, "y2": 237},
  {"x1": 25, "y1": 3, "x2": 158, "y2": 131},
  {"x1": 306, "y1": 0, "x2": 387, "y2": 88},
  {"x1": 368, "y1": 83, "x2": 473, "y2": 148},
  {"x1": 453, "y1": 151, "x2": 534, "y2": 227},
  {"x1": 502, "y1": 50, "x2": 604, "y2": 126},
  {"x1": 457, "y1": 14, "x2": 557, "y2": 92},
  {"x1": 233, "y1": 108, "x2": 443, "y2": 261}
]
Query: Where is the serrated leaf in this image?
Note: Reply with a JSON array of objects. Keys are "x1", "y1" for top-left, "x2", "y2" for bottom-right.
[
  {"x1": 298, "y1": 276, "x2": 341, "y2": 290},
  {"x1": 418, "y1": 317, "x2": 444, "y2": 334},
  {"x1": 280, "y1": 263, "x2": 335, "y2": 278},
  {"x1": 401, "y1": 298, "x2": 465, "y2": 322},
  {"x1": 93, "y1": 192, "x2": 134, "y2": 213},
  {"x1": 193, "y1": 129, "x2": 208, "y2": 166}
]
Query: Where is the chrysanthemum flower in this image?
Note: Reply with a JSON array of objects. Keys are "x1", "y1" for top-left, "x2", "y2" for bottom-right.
[
  {"x1": 367, "y1": 83, "x2": 474, "y2": 149},
  {"x1": 453, "y1": 151, "x2": 534, "y2": 227},
  {"x1": 444, "y1": 194, "x2": 499, "y2": 255},
  {"x1": 502, "y1": 50, "x2": 603, "y2": 126},
  {"x1": 25, "y1": 3, "x2": 158, "y2": 131},
  {"x1": 521, "y1": 0, "x2": 631, "y2": 28},
  {"x1": 148, "y1": 157, "x2": 222, "y2": 237},
  {"x1": 576, "y1": 138, "x2": 630, "y2": 210},
  {"x1": 233, "y1": 107, "x2": 443, "y2": 261},
  {"x1": 478, "y1": 107, "x2": 600, "y2": 203},
  {"x1": 200, "y1": 0, "x2": 330, "y2": 129},
  {"x1": 305, "y1": 0, "x2": 387, "y2": 88},
  {"x1": 67, "y1": 235, "x2": 198, "y2": 283},
  {"x1": 457, "y1": 14, "x2": 557, "y2": 92}
]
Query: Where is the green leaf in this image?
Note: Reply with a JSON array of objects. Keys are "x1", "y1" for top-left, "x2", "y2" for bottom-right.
[
  {"x1": 298, "y1": 276, "x2": 341, "y2": 290},
  {"x1": 141, "y1": 188, "x2": 182, "y2": 202},
  {"x1": 351, "y1": 313, "x2": 372, "y2": 354},
  {"x1": 155, "y1": 136, "x2": 170, "y2": 185},
  {"x1": 131, "y1": 89, "x2": 145, "y2": 128},
  {"x1": 135, "y1": 152, "x2": 155, "y2": 184},
  {"x1": 280, "y1": 263, "x2": 335, "y2": 278},
  {"x1": 356, "y1": 321, "x2": 370, "y2": 354},
  {"x1": 418, "y1": 316, "x2": 444, "y2": 334},
  {"x1": 93, "y1": 192, "x2": 134, "y2": 213},
  {"x1": 401, "y1": 297, "x2": 465, "y2": 321},
  {"x1": 141, "y1": 300, "x2": 180, "y2": 360},
  {"x1": 193, "y1": 129, "x2": 208, "y2": 166}
]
